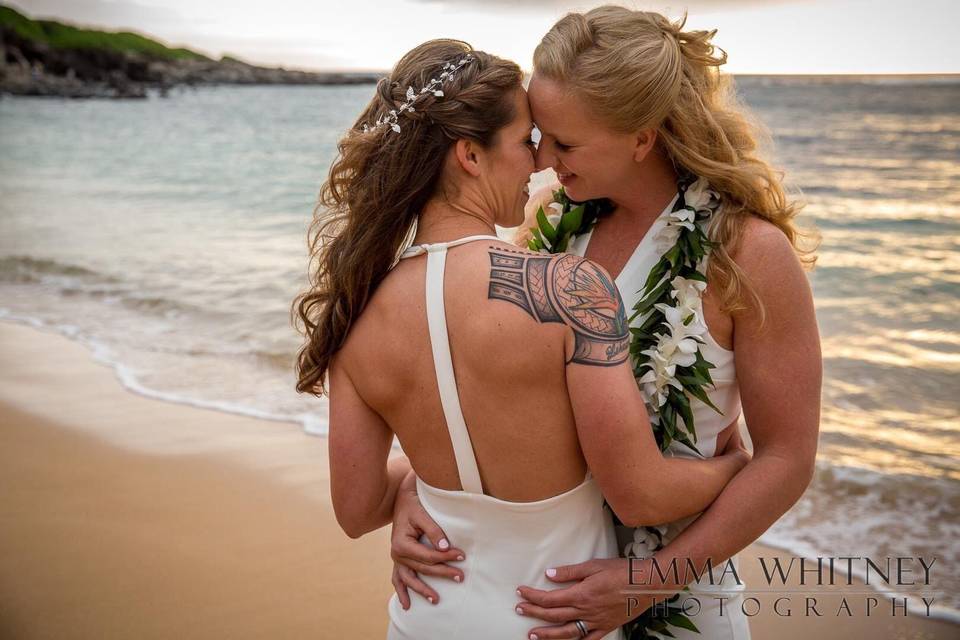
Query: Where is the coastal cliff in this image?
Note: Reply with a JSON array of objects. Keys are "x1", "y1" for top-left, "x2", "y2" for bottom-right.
[{"x1": 0, "y1": 5, "x2": 380, "y2": 99}]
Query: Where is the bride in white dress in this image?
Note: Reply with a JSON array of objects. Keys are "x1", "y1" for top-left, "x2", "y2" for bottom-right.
[{"x1": 292, "y1": 39, "x2": 750, "y2": 639}]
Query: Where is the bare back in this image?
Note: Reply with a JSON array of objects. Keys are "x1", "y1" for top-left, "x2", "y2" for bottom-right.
[{"x1": 338, "y1": 239, "x2": 597, "y2": 502}]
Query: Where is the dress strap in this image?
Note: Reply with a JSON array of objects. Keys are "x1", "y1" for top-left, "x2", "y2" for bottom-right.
[
  {"x1": 421, "y1": 238, "x2": 490, "y2": 494},
  {"x1": 399, "y1": 234, "x2": 502, "y2": 260}
]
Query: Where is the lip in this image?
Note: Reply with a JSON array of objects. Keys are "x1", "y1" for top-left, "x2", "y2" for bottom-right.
[{"x1": 557, "y1": 171, "x2": 575, "y2": 186}]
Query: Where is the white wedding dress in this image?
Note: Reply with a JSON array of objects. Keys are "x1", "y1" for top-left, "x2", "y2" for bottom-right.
[
  {"x1": 386, "y1": 235, "x2": 625, "y2": 640},
  {"x1": 569, "y1": 195, "x2": 752, "y2": 640}
]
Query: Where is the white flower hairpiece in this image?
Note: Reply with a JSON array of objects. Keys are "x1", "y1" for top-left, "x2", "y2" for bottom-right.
[{"x1": 362, "y1": 54, "x2": 474, "y2": 134}]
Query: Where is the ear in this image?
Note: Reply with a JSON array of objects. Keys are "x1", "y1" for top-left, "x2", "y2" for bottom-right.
[
  {"x1": 453, "y1": 138, "x2": 483, "y2": 177},
  {"x1": 632, "y1": 128, "x2": 658, "y2": 163}
]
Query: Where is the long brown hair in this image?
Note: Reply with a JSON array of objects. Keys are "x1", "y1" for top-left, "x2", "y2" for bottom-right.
[
  {"x1": 292, "y1": 39, "x2": 523, "y2": 396},
  {"x1": 534, "y1": 6, "x2": 818, "y2": 321}
]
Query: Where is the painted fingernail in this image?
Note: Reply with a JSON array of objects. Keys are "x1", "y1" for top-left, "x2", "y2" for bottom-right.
[
  {"x1": 454, "y1": 575, "x2": 462, "y2": 582},
  {"x1": 457, "y1": 555, "x2": 465, "y2": 561},
  {"x1": 428, "y1": 596, "x2": 435, "y2": 604},
  {"x1": 438, "y1": 538, "x2": 450, "y2": 550},
  {"x1": 546, "y1": 568, "x2": 557, "y2": 578},
  {"x1": 530, "y1": 635, "x2": 539, "y2": 640},
  {"x1": 516, "y1": 606, "x2": 524, "y2": 615}
]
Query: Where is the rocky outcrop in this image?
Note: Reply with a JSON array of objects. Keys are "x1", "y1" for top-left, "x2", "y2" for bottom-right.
[{"x1": 0, "y1": 23, "x2": 380, "y2": 99}]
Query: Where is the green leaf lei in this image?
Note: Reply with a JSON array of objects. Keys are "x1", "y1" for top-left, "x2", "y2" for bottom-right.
[{"x1": 527, "y1": 174, "x2": 725, "y2": 639}]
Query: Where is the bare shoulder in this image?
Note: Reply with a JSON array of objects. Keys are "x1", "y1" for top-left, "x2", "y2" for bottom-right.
[
  {"x1": 484, "y1": 245, "x2": 629, "y2": 366},
  {"x1": 730, "y1": 215, "x2": 801, "y2": 277},
  {"x1": 729, "y1": 215, "x2": 815, "y2": 331}
]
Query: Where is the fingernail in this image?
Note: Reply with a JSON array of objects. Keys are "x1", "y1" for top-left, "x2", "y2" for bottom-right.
[
  {"x1": 428, "y1": 596, "x2": 434, "y2": 604},
  {"x1": 454, "y1": 575, "x2": 462, "y2": 582},
  {"x1": 546, "y1": 568, "x2": 557, "y2": 578},
  {"x1": 457, "y1": 555, "x2": 465, "y2": 561},
  {"x1": 530, "y1": 635, "x2": 539, "y2": 640},
  {"x1": 516, "y1": 606, "x2": 525, "y2": 615},
  {"x1": 438, "y1": 538, "x2": 450, "y2": 550},
  {"x1": 516, "y1": 588, "x2": 522, "y2": 597}
]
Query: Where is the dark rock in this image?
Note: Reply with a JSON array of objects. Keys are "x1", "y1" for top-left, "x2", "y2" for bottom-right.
[{"x1": 0, "y1": 24, "x2": 382, "y2": 99}]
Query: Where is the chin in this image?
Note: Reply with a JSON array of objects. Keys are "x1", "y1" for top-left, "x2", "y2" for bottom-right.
[
  {"x1": 565, "y1": 184, "x2": 602, "y2": 203},
  {"x1": 506, "y1": 213, "x2": 526, "y2": 229},
  {"x1": 562, "y1": 184, "x2": 584, "y2": 201}
]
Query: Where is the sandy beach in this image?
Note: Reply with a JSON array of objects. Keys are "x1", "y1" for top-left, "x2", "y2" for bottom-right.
[{"x1": 1, "y1": 321, "x2": 955, "y2": 639}]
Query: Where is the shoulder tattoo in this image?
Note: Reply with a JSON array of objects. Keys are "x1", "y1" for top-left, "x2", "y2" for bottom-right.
[{"x1": 487, "y1": 247, "x2": 629, "y2": 366}]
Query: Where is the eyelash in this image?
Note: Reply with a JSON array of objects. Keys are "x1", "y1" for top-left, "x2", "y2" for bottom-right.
[{"x1": 555, "y1": 142, "x2": 571, "y2": 151}]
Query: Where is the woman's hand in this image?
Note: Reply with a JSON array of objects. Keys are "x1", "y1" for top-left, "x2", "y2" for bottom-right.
[
  {"x1": 516, "y1": 557, "x2": 658, "y2": 640},
  {"x1": 716, "y1": 419, "x2": 752, "y2": 470},
  {"x1": 390, "y1": 471, "x2": 466, "y2": 609}
]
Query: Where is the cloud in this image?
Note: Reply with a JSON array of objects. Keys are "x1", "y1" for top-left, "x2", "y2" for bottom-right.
[{"x1": 9, "y1": 0, "x2": 188, "y2": 31}]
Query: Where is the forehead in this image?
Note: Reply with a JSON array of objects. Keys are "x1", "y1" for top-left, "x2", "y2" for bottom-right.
[
  {"x1": 527, "y1": 74, "x2": 597, "y2": 135},
  {"x1": 511, "y1": 86, "x2": 533, "y2": 126}
]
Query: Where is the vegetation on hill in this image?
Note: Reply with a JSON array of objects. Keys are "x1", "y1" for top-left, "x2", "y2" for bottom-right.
[{"x1": 0, "y1": 4, "x2": 210, "y2": 61}]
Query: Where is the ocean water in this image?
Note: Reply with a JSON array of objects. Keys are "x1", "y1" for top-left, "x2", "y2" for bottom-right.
[{"x1": 1, "y1": 77, "x2": 958, "y2": 618}]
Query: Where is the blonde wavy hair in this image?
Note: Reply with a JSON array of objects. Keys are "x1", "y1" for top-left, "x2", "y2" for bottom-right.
[{"x1": 533, "y1": 6, "x2": 818, "y2": 320}]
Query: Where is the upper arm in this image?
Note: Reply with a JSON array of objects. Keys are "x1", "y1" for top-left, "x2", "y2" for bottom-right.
[
  {"x1": 732, "y1": 218, "x2": 821, "y2": 473},
  {"x1": 557, "y1": 257, "x2": 664, "y2": 521},
  {"x1": 327, "y1": 352, "x2": 395, "y2": 536}
]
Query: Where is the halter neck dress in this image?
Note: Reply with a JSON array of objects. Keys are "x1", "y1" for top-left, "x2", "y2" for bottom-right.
[
  {"x1": 385, "y1": 234, "x2": 624, "y2": 640},
  {"x1": 570, "y1": 198, "x2": 752, "y2": 640}
]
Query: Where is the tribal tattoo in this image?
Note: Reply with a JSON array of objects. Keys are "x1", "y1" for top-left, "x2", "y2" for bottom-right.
[{"x1": 487, "y1": 247, "x2": 630, "y2": 366}]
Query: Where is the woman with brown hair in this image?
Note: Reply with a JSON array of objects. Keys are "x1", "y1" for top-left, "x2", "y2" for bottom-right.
[
  {"x1": 293, "y1": 37, "x2": 750, "y2": 638},
  {"x1": 388, "y1": 8, "x2": 821, "y2": 640}
]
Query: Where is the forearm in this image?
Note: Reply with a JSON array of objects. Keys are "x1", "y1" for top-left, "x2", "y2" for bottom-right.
[
  {"x1": 343, "y1": 455, "x2": 413, "y2": 538},
  {"x1": 640, "y1": 455, "x2": 743, "y2": 524},
  {"x1": 650, "y1": 451, "x2": 813, "y2": 588}
]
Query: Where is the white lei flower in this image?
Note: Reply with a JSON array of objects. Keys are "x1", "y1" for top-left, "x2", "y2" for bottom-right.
[
  {"x1": 546, "y1": 202, "x2": 563, "y2": 229},
  {"x1": 654, "y1": 206, "x2": 696, "y2": 254},
  {"x1": 635, "y1": 177, "x2": 718, "y2": 411},
  {"x1": 623, "y1": 524, "x2": 669, "y2": 559}
]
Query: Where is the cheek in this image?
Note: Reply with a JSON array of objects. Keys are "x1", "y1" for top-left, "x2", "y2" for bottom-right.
[
  {"x1": 523, "y1": 147, "x2": 536, "y2": 171},
  {"x1": 575, "y1": 152, "x2": 620, "y2": 182},
  {"x1": 509, "y1": 147, "x2": 534, "y2": 179}
]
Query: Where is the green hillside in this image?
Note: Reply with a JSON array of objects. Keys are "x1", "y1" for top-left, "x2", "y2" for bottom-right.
[{"x1": 0, "y1": 4, "x2": 211, "y2": 61}]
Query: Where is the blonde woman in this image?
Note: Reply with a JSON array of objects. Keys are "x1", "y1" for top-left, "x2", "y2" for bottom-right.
[{"x1": 388, "y1": 8, "x2": 821, "y2": 640}]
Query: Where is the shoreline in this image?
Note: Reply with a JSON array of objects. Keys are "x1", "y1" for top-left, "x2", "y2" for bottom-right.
[{"x1": 1, "y1": 320, "x2": 957, "y2": 638}]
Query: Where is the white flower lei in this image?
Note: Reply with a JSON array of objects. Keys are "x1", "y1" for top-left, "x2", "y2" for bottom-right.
[{"x1": 637, "y1": 178, "x2": 718, "y2": 416}]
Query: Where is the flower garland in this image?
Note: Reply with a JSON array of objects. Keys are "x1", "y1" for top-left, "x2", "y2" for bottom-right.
[{"x1": 526, "y1": 174, "x2": 724, "y2": 639}]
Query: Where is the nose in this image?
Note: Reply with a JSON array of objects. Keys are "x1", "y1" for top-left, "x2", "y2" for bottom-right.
[{"x1": 534, "y1": 140, "x2": 555, "y2": 172}]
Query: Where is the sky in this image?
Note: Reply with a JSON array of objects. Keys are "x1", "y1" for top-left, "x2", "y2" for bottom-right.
[{"x1": 9, "y1": 0, "x2": 960, "y2": 74}]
